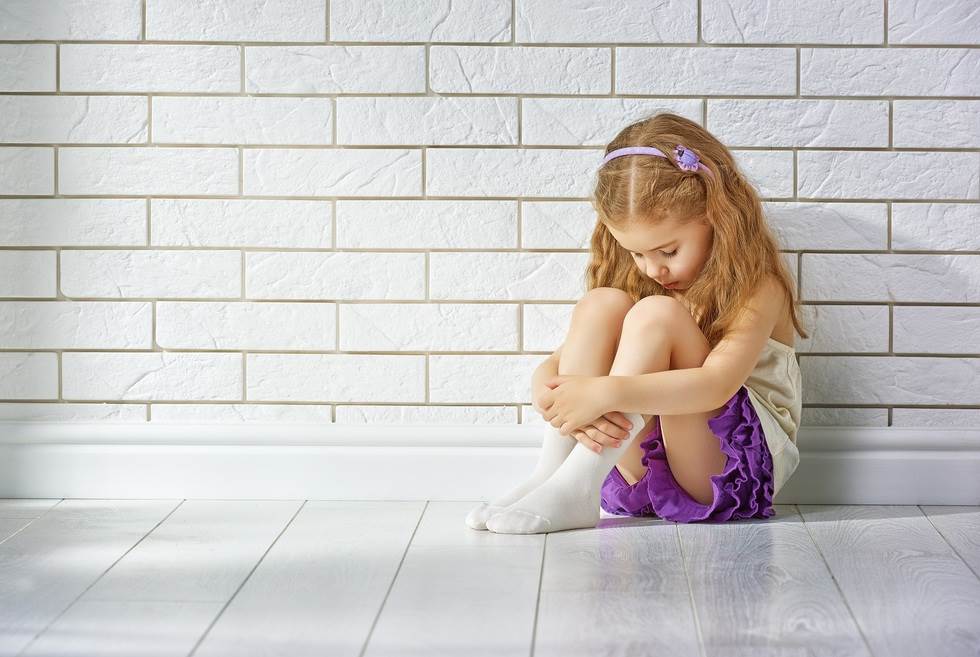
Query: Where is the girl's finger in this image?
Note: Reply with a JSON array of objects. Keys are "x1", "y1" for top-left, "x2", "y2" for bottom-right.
[
  {"x1": 587, "y1": 425, "x2": 624, "y2": 447},
  {"x1": 574, "y1": 431, "x2": 603, "y2": 453},
  {"x1": 599, "y1": 418, "x2": 630, "y2": 439},
  {"x1": 603, "y1": 412, "x2": 634, "y2": 432}
]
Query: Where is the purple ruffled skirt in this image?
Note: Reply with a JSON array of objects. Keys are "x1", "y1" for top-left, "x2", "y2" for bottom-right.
[{"x1": 600, "y1": 384, "x2": 775, "y2": 523}]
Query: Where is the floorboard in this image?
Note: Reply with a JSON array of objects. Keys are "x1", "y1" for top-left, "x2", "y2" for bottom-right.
[{"x1": 1, "y1": 500, "x2": 978, "y2": 657}]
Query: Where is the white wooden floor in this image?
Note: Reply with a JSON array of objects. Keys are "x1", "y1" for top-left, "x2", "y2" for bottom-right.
[{"x1": 1, "y1": 499, "x2": 979, "y2": 657}]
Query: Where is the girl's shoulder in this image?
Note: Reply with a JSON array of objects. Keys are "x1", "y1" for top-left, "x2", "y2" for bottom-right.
[{"x1": 673, "y1": 279, "x2": 793, "y2": 345}]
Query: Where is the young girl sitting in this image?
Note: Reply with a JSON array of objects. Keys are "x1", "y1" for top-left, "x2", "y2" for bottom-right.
[{"x1": 466, "y1": 112, "x2": 808, "y2": 535}]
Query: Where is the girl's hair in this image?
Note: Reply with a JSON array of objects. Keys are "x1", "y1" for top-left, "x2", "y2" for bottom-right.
[{"x1": 587, "y1": 112, "x2": 809, "y2": 348}]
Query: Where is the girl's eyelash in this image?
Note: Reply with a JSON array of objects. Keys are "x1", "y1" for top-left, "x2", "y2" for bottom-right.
[{"x1": 633, "y1": 249, "x2": 677, "y2": 258}]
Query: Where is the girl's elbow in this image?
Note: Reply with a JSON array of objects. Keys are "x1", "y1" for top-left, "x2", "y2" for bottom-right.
[{"x1": 707, "y1": 372, "x2": 740, "y2": 411}]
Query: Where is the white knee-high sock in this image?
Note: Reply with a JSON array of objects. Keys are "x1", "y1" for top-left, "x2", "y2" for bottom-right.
[
  {"x1": 464, "y1": 423, "x2": 576, "y2": 530},
  {"x1": 485, "y1": 412, "x2": 647, "y2": 534}
]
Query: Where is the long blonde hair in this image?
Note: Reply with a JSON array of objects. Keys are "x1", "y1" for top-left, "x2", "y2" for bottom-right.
[{"x1": 587, "y1": 112, "x2": 809, "y2": 348}]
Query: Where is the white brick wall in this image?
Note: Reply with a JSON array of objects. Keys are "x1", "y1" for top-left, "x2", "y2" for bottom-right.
[{"x1": 0, "y1": 0, "x2": 978, "y2": 428}]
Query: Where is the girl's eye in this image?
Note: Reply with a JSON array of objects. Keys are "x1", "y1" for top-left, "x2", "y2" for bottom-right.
[{"x1": 633, "y1": 249, "x2": 677, "y2": 258}]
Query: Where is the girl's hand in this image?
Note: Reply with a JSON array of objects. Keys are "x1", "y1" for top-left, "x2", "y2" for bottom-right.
[
  {"x1": 531, "y1": 377, "x2": 555, "y2": 417},
  {"x1": 539, "y1": 374, "x2": 619, "y2": 437},
  {"x1": 570, "y1": 412, "x2": 637, "y2": 453},
  {"x1": 534, "y1": 379, "x2": 634, "y2": 452}
]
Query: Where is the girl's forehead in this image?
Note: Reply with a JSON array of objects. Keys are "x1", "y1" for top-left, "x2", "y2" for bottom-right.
[{"x1": 609, "y1": 220, "x2": 680, "y2": 245}]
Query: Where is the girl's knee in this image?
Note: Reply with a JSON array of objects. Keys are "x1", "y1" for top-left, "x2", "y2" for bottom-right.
[
  {"x1": 624, "y1": 294, "x2": 685, "y2": 325},
  {"x1": 582, "y1": 286, "x2": 632, "y2": 304},
  {"x1": 577, "y1": 288, "x2": 634, "y2": 318}
]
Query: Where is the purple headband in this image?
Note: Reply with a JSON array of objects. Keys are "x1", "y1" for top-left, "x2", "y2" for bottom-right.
[{"x1": 601, "y1": 144, "x2": 713, "y2": 178}]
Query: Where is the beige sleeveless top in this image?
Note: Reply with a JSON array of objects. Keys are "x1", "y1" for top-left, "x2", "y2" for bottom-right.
[{"x1": 743, "y1": 336, "x2": 803, "y2": 497}]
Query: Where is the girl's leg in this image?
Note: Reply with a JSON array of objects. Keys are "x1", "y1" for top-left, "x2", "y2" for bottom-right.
[
  {"x1": 465, "y1": 287, "x2": 634, "y2": 530},
  {"x1": 609, "y1": 294, "x2": 728, "y2": 505},
  {"x1": 556, "y1": 293, "x2": 657, "y2": 487},
  {"x1": 486, "y1": 295, "x2": 726, "y2": 534}
]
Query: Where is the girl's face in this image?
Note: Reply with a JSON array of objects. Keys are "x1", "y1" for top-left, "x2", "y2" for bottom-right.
[{"x1": 606, "y1": 216, "x2": 713, "y2": 292}]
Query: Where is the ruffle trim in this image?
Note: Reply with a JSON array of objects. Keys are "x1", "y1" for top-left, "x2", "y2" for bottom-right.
[{"x1": 600, "y1": 385, "x2": 775, "y2": 523}]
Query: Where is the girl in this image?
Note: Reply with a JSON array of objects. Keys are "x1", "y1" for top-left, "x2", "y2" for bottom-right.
[{"x1": 465, "y1": 112, "x2": 807, "y2": 534}]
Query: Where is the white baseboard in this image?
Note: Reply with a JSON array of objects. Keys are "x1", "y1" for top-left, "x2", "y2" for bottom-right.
[{"x1": 0, "y1": 422, "x2": 978, "y2": 504}]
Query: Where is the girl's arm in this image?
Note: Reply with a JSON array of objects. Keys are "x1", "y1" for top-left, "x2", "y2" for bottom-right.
[
  {"x1": 609, "y1": 367, "x2": 728, "y2": 417},
  {"x1": 609, "y1": 277, "x2": 786, "y2": 417}
]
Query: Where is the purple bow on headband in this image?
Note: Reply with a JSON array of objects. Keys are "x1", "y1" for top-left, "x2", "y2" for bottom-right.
[
  {"x1": 673, "y1": 145, "x2": 702, "y2": 172},
  {"x1": 601, "y1": 144, "x2": 713, "y2": 178}
]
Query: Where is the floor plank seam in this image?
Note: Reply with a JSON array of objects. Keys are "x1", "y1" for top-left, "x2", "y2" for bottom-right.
[
  {"x1": 917, "y1": 504, "x2": 980, "y2": 584},
  {"x1": 795, "y1": 504, "x2": 878, "y2": 657},
  {"x1": 16, "y1": 498, "x2": 187, "y2": 657},
  {"x1": 0, "y1": 498, "x2": 66, "y2": 548},
  {"x1": 676, "y1": 523, "x2": 708, "y2": 657},
  {"x1": 187, "y1": 499, "x2": 309, "y2": 657},
  {"x1": 529, "y1": 532, "x2": 547, "y2": 657},
  {"x1": 356, "y1": 500, "x2": 430, "y2": 657}
]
